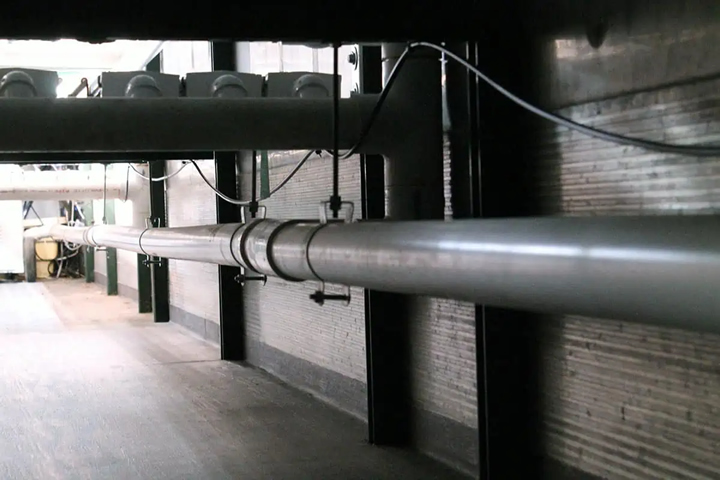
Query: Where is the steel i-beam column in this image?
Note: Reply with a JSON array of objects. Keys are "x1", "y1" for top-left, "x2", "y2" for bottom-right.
[{"x1": 211, "y1": 41, "x2": 246, "y2": 359}]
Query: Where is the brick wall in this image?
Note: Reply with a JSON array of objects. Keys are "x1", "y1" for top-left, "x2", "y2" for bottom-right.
[
  {"x1": 240, "y1": 150, "x2": 367, "y2": 417},
  {"x1": 160, "y1": 41, "x2": 220, "y2": 343}
]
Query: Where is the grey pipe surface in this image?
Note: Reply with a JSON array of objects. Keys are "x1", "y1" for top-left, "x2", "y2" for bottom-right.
[
  {"x1": 0, "y1": 96, "x2": 378, "y2": 153},
  {"x1": 252, "y1": 216, "x2": 720, "y2": 332},
  {"x1": 27, "y1": 224, "x2": 244, "y2": 267},
  {"x1": 28, "y1": 216, "x2": 720, "y2": 332}
]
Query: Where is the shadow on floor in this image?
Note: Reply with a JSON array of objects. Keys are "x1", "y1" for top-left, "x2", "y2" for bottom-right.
[{"x1": 0, "y1": 279, "x2": 467, "y2": 479}]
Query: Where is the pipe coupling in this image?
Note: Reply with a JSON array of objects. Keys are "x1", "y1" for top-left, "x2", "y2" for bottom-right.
[{"x1": 239, "y1": 219, "x2": 327, "y2": 282}]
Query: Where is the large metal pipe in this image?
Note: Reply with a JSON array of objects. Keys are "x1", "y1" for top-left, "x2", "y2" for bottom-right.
[
  {"x1": 379, "y1": 43, "x2": 444, "y2": 220},
  {"x1": 24, "y1": 216, "x2": 720, "y2": 332},
  {"x1": 0, "y1": 96, "x2": 379, "y2": 153},
  {"x1": 0, "y1": 168, "x2": 144, "y2": 201}
]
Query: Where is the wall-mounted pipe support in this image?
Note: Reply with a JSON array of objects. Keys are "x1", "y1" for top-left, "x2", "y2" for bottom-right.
[{"x1": 24, "y1": 215, "x2": 720, "y2": 333}]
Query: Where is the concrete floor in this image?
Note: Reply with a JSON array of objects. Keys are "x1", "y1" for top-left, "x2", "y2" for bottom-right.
[{"x1": 0, "y1": 279, "x2": 465, "y2": 479}]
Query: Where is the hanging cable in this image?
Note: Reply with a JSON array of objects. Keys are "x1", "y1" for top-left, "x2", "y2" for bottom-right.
[
  {"x1": 129, "y1": 162, "x2": 189, "y2": 182},
  {"x1": 123, "y1": 164, "x2": 131, "y2": 202},
  {"x1": 330, "y1": 41, "x2": 720, "y2": 159},
  {"x1": 328, "y1": 44, "x2": 416, "y2": 160},
  {"x1": 413, "y1": 41, "x2": 720, "y2": 157},
  {"x1": 268, "y1": 150, "x2": 321, "y2": 198},
  {"x1": 188, "y1": 159, "x2": 251, "y2": 206}
]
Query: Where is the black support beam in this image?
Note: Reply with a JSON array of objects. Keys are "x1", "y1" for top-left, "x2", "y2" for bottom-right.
[
  {"x1": 471, "y1": 23, "x2": 544, "y2": 478},
  {"x1": 0, "y1": 2, "x2": 495, "y2": 42},
  {"x1": 211, "y1": 41, "x2": 246, "y2": 361},
  {"x1": 136, "y1": 54, "x2": 163, "y2": 314},
  {"x1": 361, "y1": 45, "x2": 412, "y2": 445},
  {"x1": 103, "y1": 194, "x2": 118, "y2": 296},
  {"x1": 148, "y1": 159, "x2": 170, "y2": 323},
  {"x1": 0, "y1": 1, "x2": 673, "y2": 41},
  {"x1": 445, "y1": 42, "x2": 489, "y2": 477}
]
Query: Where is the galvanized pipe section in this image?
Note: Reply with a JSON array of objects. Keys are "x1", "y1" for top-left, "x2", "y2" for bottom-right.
[
  {"x1": 23, "y1": 216, "x2": 720, "y2": 332},
  {"x1": 0, "y1": 169, "x2": 144, "y2": 201},
  {"x1": 0, "y1": 96, "x2": 379, "y2": 153},
  {"x1": 243, "y1": 216, "x2": 720, "y2": 332},
  {"x1": 24, "y1": 224, "x2": 244, "y2": 267}
]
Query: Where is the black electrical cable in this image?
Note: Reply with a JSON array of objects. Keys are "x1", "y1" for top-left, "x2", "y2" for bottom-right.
[
  {"x1": 268, "y1": 150, "x2": 321, "y2": 197},
  {"x1": 415, "y1": 41, "x2": 720, "y2": 157},
  {"x1": 329, "y1": 44, "x2": 416, "y2": 160},
  {"x1": 188, "y1": 159, "x2": 251, "y2": 206},
  {"x1": 330, "y1": 41, "x2": 720, "y2": 159},
  {"x1": 123, "y1": 164, "x2": 130, "y2": 202},
  {"x1": 129, "y1": 162, "x2": 189, "y2": 182}
]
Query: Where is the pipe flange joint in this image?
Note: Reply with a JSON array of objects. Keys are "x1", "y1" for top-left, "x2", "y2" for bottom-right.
[
  {"x1": 237, "y1": 219, "x2": 267, "y2": 275},
  {"x1": 265, "y1": 220, "x2": 325, "y2": 283}
]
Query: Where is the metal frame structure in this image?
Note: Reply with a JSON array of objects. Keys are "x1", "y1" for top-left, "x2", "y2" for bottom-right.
[
  {"x1": 9, "y1": 9, "x2": 720, "y2": 476},
  {"x1": 211, "y1": 41, "x2": 246, "y2": 360},
  {"x1": 359, "y1": 45, "x2": 412, "y2": 445},
  {"x1": 137, "y1": 53, "x2": 163, "y2": 315}
]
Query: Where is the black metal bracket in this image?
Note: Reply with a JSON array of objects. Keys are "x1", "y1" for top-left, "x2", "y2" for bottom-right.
[
  {"x1": 319, "y1": 200, "x2": 354, "y2": 224},
  {"x1": 233, "y1": 269, "x2": 267, "y2": 286},
  {"x1": 311, "y1": 200, "x2": 354, "y2": 306},
  {"x1": 141, "y1": 216, "x2": 162, "y2": 268},
  {"x1": 310, "y1": 282, "x2": 351, "y2": 306},
  {"x1": 240, "y1": 204, "x2": 267, "y2": 223},
  {"x1": 142, "y1": 257, "x2": 162, "y2": 267}
]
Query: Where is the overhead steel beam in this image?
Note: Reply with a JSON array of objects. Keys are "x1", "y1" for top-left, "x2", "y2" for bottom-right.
[
  {"x1": 0, "y1": 2, "x2": 485, "y2": 41},
  {"x1": 0, "y1": 152, "x2": 214, "y2": 164},
  {"x1": 0, "y1": 97, "x2": 376, "y2": 153},
  {"x1": 0, "y1": 2, "x2": 713, "y2": 43}
]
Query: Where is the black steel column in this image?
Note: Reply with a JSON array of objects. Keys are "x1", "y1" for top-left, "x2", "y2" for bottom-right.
[
  {"x1": 149, "y1": 158, "x2": 170, "y2": 323},
  {"x1": 445, "y1": 42, "x2": 488, "y2": 478},
  {"x1": 471, "y1": 23, "x2": 544, "y2": 478},
  {"x1": 212, "y1": 41, "x2": 245, "y2": 360},
  {"x1": 136, "y1": 53, "x2": 162, "y2": 313},
  {"x1": 361, "y1": 45, "x2": 412, "y2": 445}
]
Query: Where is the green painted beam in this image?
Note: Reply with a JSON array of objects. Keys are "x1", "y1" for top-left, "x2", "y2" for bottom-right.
[
  {"x1": 260, "y1": 150, "x2": 270, "y2": 199},
  {"x1": 104, "y1": 196, "x2": 118, "y2": 296},
  {"x1": 137, "y1": 253, "x2": 152, "y2": 312},
  {"x1": 83, "y1": 201, "x2": 95, "y2": 283}
]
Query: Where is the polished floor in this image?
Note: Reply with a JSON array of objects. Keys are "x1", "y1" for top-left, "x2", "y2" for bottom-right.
[{"x1": 0, "y1": 279, "x2": 464, "y2": 479}]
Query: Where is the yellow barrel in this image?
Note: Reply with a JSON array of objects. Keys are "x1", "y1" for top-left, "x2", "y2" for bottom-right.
[{"x1": 35, "y1": 238, "x2": 58, "y2": 279}]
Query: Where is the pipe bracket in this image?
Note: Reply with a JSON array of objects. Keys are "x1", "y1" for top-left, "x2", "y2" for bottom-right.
[
  {"x1": 139, "y1": 216, "x2": 162, "y2": 268},
  {"x1": 241, "y1": 204, "x2": 267, "y2": 223},
  {"x1": 319, "y1": 200, "x2": 354, "y2": 224},
  {"x1": 311, "y1": 200, "x2": 354, "y2": 305},
  {"x1": 310, "y1": 282, "x2": 351, "y2": 306}
]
